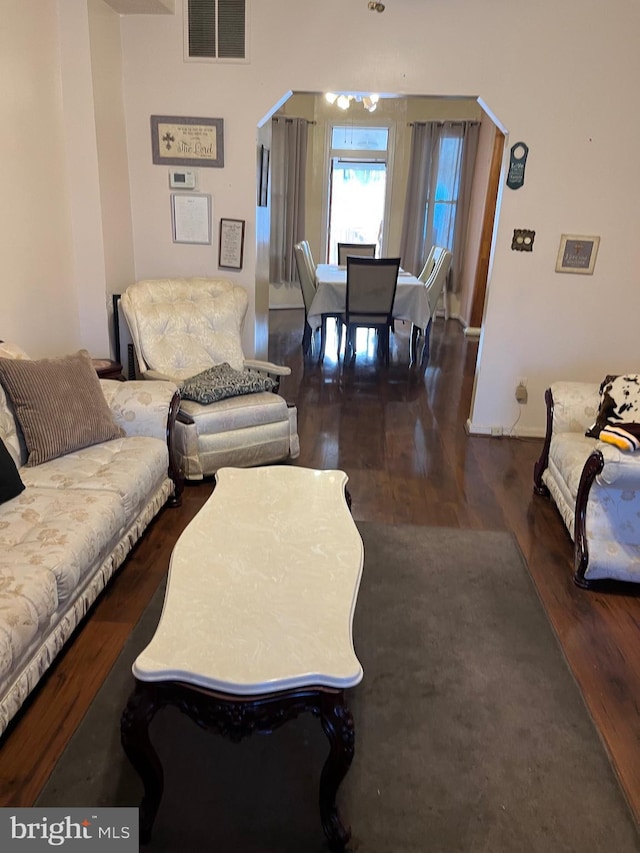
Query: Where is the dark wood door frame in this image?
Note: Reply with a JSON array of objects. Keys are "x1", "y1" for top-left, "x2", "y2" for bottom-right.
[{"x1": 469, "y1": 127, "x2": 505, "y2": 329}]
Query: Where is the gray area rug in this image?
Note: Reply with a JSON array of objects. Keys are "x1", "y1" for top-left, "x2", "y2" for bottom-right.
[{"x1": 37, "y1": 524, "x2": 640, "y2": 852}]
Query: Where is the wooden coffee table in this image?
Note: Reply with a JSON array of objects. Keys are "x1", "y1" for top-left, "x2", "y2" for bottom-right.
[{"x1": 121, "y1": 466, "x2": 364, "y2": 851}]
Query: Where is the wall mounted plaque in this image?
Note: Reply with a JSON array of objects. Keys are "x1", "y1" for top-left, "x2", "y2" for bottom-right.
[
  {"x1": 506, "y1": 142, "x2": 529, "y2": 190},
  {"x1": 555, "y1": 234, "x2": 600, "y2": 275},
  {"x1": 151, "y1": 116, "x2": 224, "y2": 168}
]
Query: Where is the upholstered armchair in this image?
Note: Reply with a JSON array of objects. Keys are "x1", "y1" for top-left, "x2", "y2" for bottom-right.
[
  {"x1": 533, "y1": 379, "x2": 640, "y2": 588},
  {"x1": 121, "y1": 278, "x2": 300, "y2": 480}
]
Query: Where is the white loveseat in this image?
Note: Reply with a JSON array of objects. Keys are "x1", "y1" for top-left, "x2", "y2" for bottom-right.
[
  {"x1": 0, "y1": 343, "x2": 181, "y2": 735},
  {"x1": 533, "y1": 381, "x2": 640, "y2": 587}
]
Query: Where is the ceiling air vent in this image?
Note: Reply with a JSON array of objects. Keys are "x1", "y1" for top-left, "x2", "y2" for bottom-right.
[{"x1": 188, "y1": 0, "x2": 246, "y2": 60}]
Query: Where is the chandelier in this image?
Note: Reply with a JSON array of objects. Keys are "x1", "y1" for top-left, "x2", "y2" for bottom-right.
[{"x1": 324, "y1": 92, "x2": 380, "y2": 113}]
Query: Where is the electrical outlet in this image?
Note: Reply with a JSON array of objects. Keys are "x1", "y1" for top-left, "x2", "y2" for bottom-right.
[
  {"x1": 515, "y1": 382, "x2": 528, "y2": 404},
  {"x1": 490, "y1": 426, "x2": 503, "y2": 437}
]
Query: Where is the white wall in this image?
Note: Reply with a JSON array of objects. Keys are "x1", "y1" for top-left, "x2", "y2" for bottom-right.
[
  {"x1": 88, "y1": 0, "x2": 136, "y2": 341},
  {"x1": 0, "y1": 1, "x2": 79, "y2": 356},
  {"x1": 0, "y1": 0, "x2": 130, "y2": 359},
  {"x1": 117, "y1": 0, "x2": 640, "y2": 435},
  {"x1": 3, "y1": 0, "x2": 639, "y2": 437}
]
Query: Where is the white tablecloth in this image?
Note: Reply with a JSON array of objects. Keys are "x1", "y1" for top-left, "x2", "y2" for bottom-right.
[{"x1": 308, "y1": 264, "x2": 429, "y2": 332}]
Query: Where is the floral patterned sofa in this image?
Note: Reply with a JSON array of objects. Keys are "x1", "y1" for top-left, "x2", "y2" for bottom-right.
[
  {"x1": 0, "y1": 343, "x2": 181, "y2": 735},
  {"x1": 533, "y1": 378, "x2": 640, "y2": 588}
]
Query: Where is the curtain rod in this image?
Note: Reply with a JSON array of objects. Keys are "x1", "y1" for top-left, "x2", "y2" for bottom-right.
[
  {"x1": 407, "y1": 120, "x2": 480, "y2": 127},
  {"x1": 272, "y1": 116, "x2": 317, "y2": 125}
]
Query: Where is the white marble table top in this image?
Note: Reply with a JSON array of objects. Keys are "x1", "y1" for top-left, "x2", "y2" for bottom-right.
[{"x1": 133, "y1": 466, "x2": 364, "y2": 695}]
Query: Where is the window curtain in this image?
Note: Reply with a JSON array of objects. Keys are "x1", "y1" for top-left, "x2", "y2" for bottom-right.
[
  {"x1": 269, "y1": 117, "x2": 309, "y2": 284},
  {"x1": 450, "y1": 122, "x2": 480, "y2": 294},
  {"x1": 399, "y1": 122, "x2": 440, "y2": 277},
  {"x1": 399, "y1": 121, "x2": 480, "y2": 293}
]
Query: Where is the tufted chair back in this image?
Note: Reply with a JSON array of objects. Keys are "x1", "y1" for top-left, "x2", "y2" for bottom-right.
[{"x1": 122, "y1": 278, "x2": 248, "y2": 381}]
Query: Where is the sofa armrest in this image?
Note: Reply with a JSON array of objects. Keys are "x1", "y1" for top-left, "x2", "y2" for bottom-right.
[
  {"x1": 548, "y1": 381, "x2": 601, "y2": 435},
  {"x1": 534, "y1": 381, "x2": 601, "y2": 495},
  {"x1": 100, "y1": 379, "x2": 179, "y2": 441},
  {"x1": 243, "y1": 358, "x2": 291, "y2": 377},
  {"x1": 595, "y1": 442, "x2": 640, "y2": 488},
  {"x1": 243, "y1": 359, "x2": 291, "y2": 393}
]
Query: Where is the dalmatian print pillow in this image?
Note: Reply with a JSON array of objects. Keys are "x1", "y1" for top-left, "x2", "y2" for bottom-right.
[{"x1": 586, "y1": 373, "x2": 640, "y2": 442}]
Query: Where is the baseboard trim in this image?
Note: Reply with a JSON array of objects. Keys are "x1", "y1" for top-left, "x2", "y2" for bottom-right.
[{"x1": 466, "y1": 418, "x2": 545, "y2": 439}]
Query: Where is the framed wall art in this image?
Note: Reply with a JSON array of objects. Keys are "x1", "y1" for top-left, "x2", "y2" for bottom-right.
[
  {"x1": 218, "y1": 218, "x2": 245, "y2": 270},
  {"x1": 555, "y1": 234, "x2": 600, "y2": 275},
  {"x1": 151, "y1": 115, "x2": 224, "y2": 168},
  {"x1": 170, "y1": 193, "x2": 212, "y2": 244}
]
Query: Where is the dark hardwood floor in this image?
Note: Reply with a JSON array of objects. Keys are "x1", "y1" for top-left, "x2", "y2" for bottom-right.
[{"x1": 1, "y1": 311, "x2": 639, "y2": 827}]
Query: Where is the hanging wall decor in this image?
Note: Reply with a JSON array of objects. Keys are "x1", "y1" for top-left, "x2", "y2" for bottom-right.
[
  {"x1": 218, "y1": 218, "x2": 245, "y2": 270},
  {"x1": 151, "y1": 116, "x2": 224, "y2": 168},
  {"x1": 170, "y1": 194, "x2": 212, "y2": 244},
  {"x1": 506, "y1": 142, "x2": 529, "y2": 189},
  {"x1": 555, "y1": 234, "x2": 600, "y2": 275}
]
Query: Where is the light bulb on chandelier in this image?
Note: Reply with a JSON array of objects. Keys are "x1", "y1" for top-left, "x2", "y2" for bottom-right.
[
  {"x1": 324, "y1": 93, "x2": 379, "y2": 113},
  {"x1": 362, "y1": 94, "x2": 379, "y2": 112},
  {"x1": 368, "y1": 2, "x2": 385, "y2": 12}
]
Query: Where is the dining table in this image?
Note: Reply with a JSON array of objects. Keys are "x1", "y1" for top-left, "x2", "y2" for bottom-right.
[{"x1": 308, "y1": 263, "x2": 429, "y2": 362}]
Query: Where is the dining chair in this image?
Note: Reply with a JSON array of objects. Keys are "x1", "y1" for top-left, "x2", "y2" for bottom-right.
[
  {"x1": 299, "y1": 239, "x2": 316, "y2": 275},
  {"x1": 337, "y1": 243, "x2": 377, "y2": 265},
  {"x1": 417, "y1": 245, "x2": 437, "y2": 282},
  {"x1": 294, "y1": 242, "x2": 343, "y2": 361},
  {"x1": 293, "y1": 242, "x2": 319, "y2": 357},
  {"x1": 343, "y1": 257, "x2": 400, "y2": 366},
  {"x1": 421, "y1": 248, "x2": 452, "y2": 365}
]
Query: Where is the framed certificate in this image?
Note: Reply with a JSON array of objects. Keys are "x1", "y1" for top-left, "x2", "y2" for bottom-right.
[
  {"x1": 171, "y1": 193, "x2": 212, "y2": 244},
  {"x1": 218, "y1": 218, "x2": 245, "y2": 270}
]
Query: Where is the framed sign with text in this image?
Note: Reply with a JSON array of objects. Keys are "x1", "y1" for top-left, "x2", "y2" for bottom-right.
[
  {"x1": 151, "y1": 115, "x2": 224, "y2": 167},
  {"x1": 555, "y1": 234, "x2": 600, "y2": 275},
  {"x1": 218, "y1": 218, "x2": 245, "y2": 270}
]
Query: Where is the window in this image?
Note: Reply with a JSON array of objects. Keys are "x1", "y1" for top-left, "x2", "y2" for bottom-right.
[
  {"x1": 331, "y1": 126, "x2": 389, "y2": 152},
  {"x1": 425, "y1": 128, "x2": 464, "y2": 251},
  {"x1": 326, "y1": 126, "x2": 391, "y2": 262},
  {"x1": 186, "y1": 0, "x2": 247, "y2": 60}
]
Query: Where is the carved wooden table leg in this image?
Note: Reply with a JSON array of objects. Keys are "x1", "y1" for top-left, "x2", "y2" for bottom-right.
[
  {"x1": 121, "y1": 680, "x2": 355, "y2": 850},
  {"x1": 120, "y1": 682, "x2": 166, "y2": 844},
  {"x1": 317, "y1": 691, "x2": 355, "y2": 851}
]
